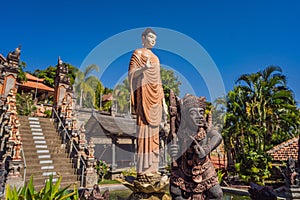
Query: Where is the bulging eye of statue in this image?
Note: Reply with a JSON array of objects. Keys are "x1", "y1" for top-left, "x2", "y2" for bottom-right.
[
  {"x1": 189, "y1": 110, "x2": 197, "y2": 117},
  {"x1": 199, "y1": 109, "x2": 204, "y2": 116},
  {"x1": 189, "y1": 108, "x2": 204, "y2": 117}
]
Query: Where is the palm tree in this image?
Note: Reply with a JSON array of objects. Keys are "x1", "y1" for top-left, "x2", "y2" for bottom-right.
[
  {"x1": 212, "y1": 96, "x2": 227, "y2": 132},
  {"x1": 234, "y1": 66, "x2": 297, "y2": 149},
  {"x1": 95, "y1": 81, "x2": 105, "y2": 109},
  {"x1": 75, "y1": 64, "x2": 100, "y2": 108},
  {"x1": 114, "y1": 78, "x2": 130, "y2": 113},
  {"x1": 102, "y1": 87, "x2": 113, "y2": 111},
  {"x1": 223, "y1": 66, "x2": 300, "y2": 184}
]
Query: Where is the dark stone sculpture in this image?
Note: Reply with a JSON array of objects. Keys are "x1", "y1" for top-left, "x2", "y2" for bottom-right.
[
  {"x1": 285, "y1": 157, "x2": 299, "y2": 187},
  {"x1": 168, "y1": 93, "x2": 223, "y2": 200},
  {"x1": 248, "y1": 182, "x2": 278, "y2": 200}
]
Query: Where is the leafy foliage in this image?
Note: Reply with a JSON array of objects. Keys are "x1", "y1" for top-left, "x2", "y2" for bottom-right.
[
  {"x1": 235, "y1": 150, "x2": 272, "y2": 184},
  {"x1": 160, "y1": 67, "x2": 181, "y2": 106},
  {"x1": 222, "y1": 66, "x2": 300, "y2": 185},
  {"x1": 113, "y1": 78, "x2": 130, "y2": 113},
  {"x1": 217, "y1": 169, "x2": 225, "y2": 184},
  {"x1": 94, "y1": 81, "x2": 105, "y2": 109},
  {"x1": 95, "y1": 160, "x2": 109, "y2": 183},
  {"x1": 16, "y1": 93, "x2": 35, "y2": 116},
  {"x1": 5, "y1": 175, "x2": 78, "y2": 199},
  {"x1": 33, "y1": 64, "x2": 78, "y2": 88},
  {"x1": 74, "y1": 64, "x2": 101, "y2": 108},
  {"x1": 17, "y1": 61, "x2": 28, "y2": 83}
]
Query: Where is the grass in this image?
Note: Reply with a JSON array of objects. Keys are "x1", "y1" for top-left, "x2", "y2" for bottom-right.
[{"x1": 98, "y1": 179, "x2": 121, "y2": 184}]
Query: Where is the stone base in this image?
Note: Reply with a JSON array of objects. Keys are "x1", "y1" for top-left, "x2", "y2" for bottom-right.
[
  {"x1": 6, "y1": 177, "x2": 23, "y2": 191},
  {"x1": 85, "y1": 169, "x2": 98, "y2": 188},
  {"x1": 128, "y1": 192, "x2": 170, "y2": 200},
  {"x1": 118, "y1": 174, "x2": 170, "y2": 200}
]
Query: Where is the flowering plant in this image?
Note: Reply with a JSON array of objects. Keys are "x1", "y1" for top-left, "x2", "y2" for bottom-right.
[{"x1": 95, "y1": 160, "x2": 109, "y2": 182}]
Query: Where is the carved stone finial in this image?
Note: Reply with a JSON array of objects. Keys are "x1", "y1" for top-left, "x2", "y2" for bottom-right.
[
  {"x1": 58, "y1": 56, "x2": 63, "y2": 65},
  {"x1": 7, "y1": 46, "x2": 21, "y2": 67}
]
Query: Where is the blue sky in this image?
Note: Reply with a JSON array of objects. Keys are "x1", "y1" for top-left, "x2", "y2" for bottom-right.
[{"x1": 1, "y1": 0, "x2": 300, "y2": 102}]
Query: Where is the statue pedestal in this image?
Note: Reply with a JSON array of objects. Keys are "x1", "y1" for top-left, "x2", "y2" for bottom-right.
[
  {"x1": 128, "y1": 192, "x2": 170, "y2": 200},
  {"x1": 6, "y1": 160, "x2": 23, "y2": 190},
  {"x1": 118, "y1": 174, "x2": 170, "y2": 200},
  {"x1": 84, "y1": 158, "x2": 98, "y2": 188}
]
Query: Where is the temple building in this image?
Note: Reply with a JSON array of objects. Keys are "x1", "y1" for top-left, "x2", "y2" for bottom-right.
[
  {"x1": 85, "y1": 109, "x2": 169, "y2": 178},
  {"x1": 17, "y1": 73, "x2": 54, "y2": 103},
  {"x1": 85, "y1": 111, "x2": 136, "y2": 170},
  {"x1": 0, "y1": 48, "x2": 54, "y2": 103}
]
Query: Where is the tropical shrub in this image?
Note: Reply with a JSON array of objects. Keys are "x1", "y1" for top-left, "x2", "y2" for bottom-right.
[
  {"x1": 5, "y1": 175, "x2": 78, "y2": 200},
  {"x1": 95, "y1": 160, "x2": 109, "y2": 182}
]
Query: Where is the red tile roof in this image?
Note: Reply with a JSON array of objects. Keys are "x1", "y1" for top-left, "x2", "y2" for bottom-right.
[
  {"x1": 25, "y1": 73, "x2": 44, "y2": 82},
  {"x1": 267, "y1": 137, "x2": 298, "y2": 161},
  {"x1": 18, "y1": 80, "x2": 54, "y2": 92}
]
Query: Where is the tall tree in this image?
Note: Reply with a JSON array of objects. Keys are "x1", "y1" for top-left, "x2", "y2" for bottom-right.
[
  {"x1": 17, "y1": 61, "x2": 28, "y2": 82},
  {"x1": 160, "y1": 67, "x2": 181, "y2": 102},
  {"x1": 33, "y1": 64, "x2": 78, "y2": 88},
  {"x1": 74, "y1": 64, "x2": 100, "y2": 108},
  {"x1": 114, "y1": 78, "x2": 130, "y2": 113},
  {"x1": 223, "y1": 66, "x2": 300, "y2": 184},
  {"x1": 102, "y1": 87, "x2": 113, "y2": 111},
  {"x1": 95, "y1": 81, "x2": 105, "y2": 109}
]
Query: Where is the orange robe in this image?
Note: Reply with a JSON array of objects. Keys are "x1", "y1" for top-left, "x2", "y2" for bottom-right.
[{"x1": 128, "y1": 48, "x2": 164, "y2": 174}]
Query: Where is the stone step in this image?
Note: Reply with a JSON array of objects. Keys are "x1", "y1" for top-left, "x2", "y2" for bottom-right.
[
  {"x1": 25, "y1": 163, "x2": 74, "y2": 170},
  {"x1": 29, "y1": 121, "x2": 40, "y2": 124},
  {"x1": 25, "y1": 179, "x2": 79, "y2": 192},
  {"x1": 30, "y1": 124, "x2": 41, "y2": 128},
  {"x1": 34, "y1": 140, "x2": 47, "y2": 144},
  {"x1": 32, "y1": 132, "x2": 44, "y2": 136},
  {"x1": 32, "y1": 136, "x2": 45, "y2": 140},
  {"x1": 21, "y1": 131, "x2": 59, "y2": 137},
  {"x1": 42, "y1": 172, "x2": 57, "y2": 176},
  {"x1": 25, "y1": 174, "x2": 78, "y2": 182},
  {"x1": 23, "y1": 144, "x2": 65, "y2": 151},
  {"x1": 19, "y1": 115, "x2": 78, "y2": 188},
  {"x1": 22, "y1": 138, "x2": 62, "y2": 143},
  {"x1": 37, "y1": 150, "x2": 50, "y2": 154},
  {"x1": 40, "y1": 160, "x2": 53, "y2": 164},
  {"x1": 25, "y1": 175, "x2": 78, "y2": 184},
  {"x1": 26, "y1": 166, "x2": 75, "y2": 173},
  {"x1": 41, "y1": 166, "x2": 55, "y2": 170},
  {"x1": 30, "y1": 128, "x2": 43, "y2": 132},
  {"x1": 28, "y1": 117, "x2": 39, "y2": 121},
  {"x1": 38, "y1": 155, "x2": 51, "y2": 159},
  {"x1": 20, "y1": 127, "x2": 56, "y2": 133}
]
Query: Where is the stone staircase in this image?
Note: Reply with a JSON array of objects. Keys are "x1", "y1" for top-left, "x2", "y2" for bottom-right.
[{"x1": 18, "y1": 116, "x2": 79, "y2": 190}]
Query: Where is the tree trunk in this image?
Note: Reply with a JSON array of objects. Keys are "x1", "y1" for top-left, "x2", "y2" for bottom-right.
[{"x1": 80, "y1": 90, "x2": 83, "y2": 108}]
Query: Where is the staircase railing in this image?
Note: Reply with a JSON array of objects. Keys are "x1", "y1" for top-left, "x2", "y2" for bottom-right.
[
  {"x1": 21, "y1": 147, "x2": 27, "y2": 186},
  {"x1": 51, "y1": 108, "x2": 86, "y2": 187}
]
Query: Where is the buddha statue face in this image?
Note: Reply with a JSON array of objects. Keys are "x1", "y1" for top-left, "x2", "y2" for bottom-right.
[
  {"x1": 187, "y1": 107, "x2": 206, "y2": 129},
  {"x1": 142, "y1": 32, "x2": 157, "y2": 49}
]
